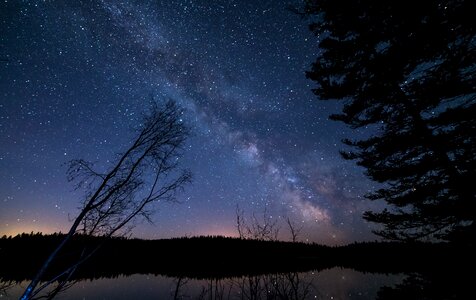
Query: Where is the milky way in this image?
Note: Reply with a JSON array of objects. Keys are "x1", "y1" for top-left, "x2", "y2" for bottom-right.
[{"x1": 0, "y1": 0, "x2": 382, "y2": 244}]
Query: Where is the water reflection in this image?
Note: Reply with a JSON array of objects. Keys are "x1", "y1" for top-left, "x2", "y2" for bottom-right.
[
  {"x1": 376, "y1": 271, "x2": 471, "y2": 300},
  {"x1": 1, "y1": 268, "x2": 403, "y2": 300}
]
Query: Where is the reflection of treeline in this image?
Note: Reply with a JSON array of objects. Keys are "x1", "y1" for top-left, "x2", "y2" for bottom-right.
[{"x1": 0, "y1": 233, "x2": 470, "y2": 282}]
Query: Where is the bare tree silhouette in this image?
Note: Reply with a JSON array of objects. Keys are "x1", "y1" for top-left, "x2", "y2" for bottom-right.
[
  {"x1": 235, "y1": 205, "x2": 280, "y2": 241},
  {"x1": 21, "y1": 100, "x2": 191, "y2": 300},
  {"x1": 285, "y1": 217, "x2": 303, "y2": 243}
]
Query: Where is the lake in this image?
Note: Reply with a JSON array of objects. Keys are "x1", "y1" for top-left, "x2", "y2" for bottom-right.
[
  {"x1": 1, "y1": 236, "x2": 469, "y2": 299},
  {"x1": 2, "y1": 268, "x2": 404, "y2": 300}
]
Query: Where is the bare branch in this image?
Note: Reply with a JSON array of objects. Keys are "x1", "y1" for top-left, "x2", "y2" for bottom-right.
[
  {"x1": 21, "y1": 99, "x2": 191, "y2": 300},
  {"x1": 286, "y1": 217, "x2": 303, "y2": 242},
  {"x1": 235, "y1": 206, "x2": 281, "y2": 241}
]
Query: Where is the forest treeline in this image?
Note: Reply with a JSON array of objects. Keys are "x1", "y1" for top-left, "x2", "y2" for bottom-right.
[{"x1": 0, "y1": 233, "x2": 470, "y2": 282}]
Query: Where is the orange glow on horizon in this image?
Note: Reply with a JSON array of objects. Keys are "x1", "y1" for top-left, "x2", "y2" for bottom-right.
[
  {"x1": 195, "y1": 226, "x2": 239, "y2": 238},
  {"x1": 0, "y1": 224, "x2": 66, "y2": 237}
]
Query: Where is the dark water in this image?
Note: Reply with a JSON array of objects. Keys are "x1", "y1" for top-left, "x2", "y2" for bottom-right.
[{"x1": 1, "y1": 268, "x2": 403, "y2": 300}]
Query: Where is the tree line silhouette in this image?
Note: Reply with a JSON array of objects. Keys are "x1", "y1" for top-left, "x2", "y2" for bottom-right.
[{"x1": 0, "y1": 232, "x2": 470, "y2": 283}]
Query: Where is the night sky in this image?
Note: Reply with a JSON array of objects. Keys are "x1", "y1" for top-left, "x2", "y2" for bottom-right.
[{"x1": 0, "y1": 0, "x2": 382, "y2": 245}]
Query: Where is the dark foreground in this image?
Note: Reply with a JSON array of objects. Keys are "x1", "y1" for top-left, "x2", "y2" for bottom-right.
[
  {"x1": 0, "y1": 233, "x2": 473, "y2": 299},
  {"x1": 0, "y1": 233, "x2": 471, "y2": 280}
]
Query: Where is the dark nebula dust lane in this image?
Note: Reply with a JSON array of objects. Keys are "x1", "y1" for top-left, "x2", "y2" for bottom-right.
[{"x1": 0, "y1": 0, "x2": 379, "y2": 244}]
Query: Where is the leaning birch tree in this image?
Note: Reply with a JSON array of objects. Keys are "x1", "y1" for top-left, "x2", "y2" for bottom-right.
[{"x1": 21, "y1": 100, "x2": 191, "y2": 299}]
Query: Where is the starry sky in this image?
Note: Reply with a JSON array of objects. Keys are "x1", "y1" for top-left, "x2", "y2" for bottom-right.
[{"x1": 0, "y1": 0, "x2": 383, "y2": 245}]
